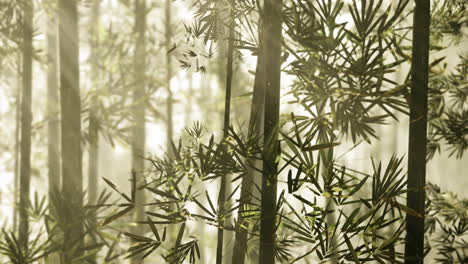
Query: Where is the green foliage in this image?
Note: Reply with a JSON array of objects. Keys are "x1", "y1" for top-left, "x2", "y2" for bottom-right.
[
  {"x1": 123, "y1": 218, "x2": 163, "y2": 260},
  {"x1": 283, "y1": 143, "x2": 408, "y2": 263},
  {"x1": 94, "y1": 121, "x2": 412, "y2": 263},
  {"x1": 0, "y1": 229, "x2": 50, "y2": 264},
  {"x1": 426, "y1": 183, "x2": 468, "y2": 263},
  {"x1": 428, "y1": 55, "x2": 468, "y2": 159},
  {"x1": 0, "y1": 188, "x2": 126, "y2": 264},
  {"x1": 0, "y1": 193, "x2": 52, "y2": 264},
  {"x1": 284, "y1": 0, "x2": 411, "y2": 144},
  {"x1": 430, "y1": 0, "x2": 467, "y2": 44}
]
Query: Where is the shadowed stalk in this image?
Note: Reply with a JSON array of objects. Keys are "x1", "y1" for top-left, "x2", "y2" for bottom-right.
[
  {"x1": 19, "y1": 0, "x2": 33, "y2": 250},
  {"x1": 405, "y1": 0, "x2": 430, "y2": 263},
  {"x1": 259, "y1": 0, "x2": 283, "y2": 262},
  {"x1": 130, "y1": 0, "x2": 147, "y2": 263},
  {"x1": 59, "y1": 0, "x2": 83, "y2": 260},
  {"x1": 46, "y1": 0, "x2": 61, "y2": 262},
  {"x1": 231, "y1": 14, "x2": 265, "y2": 264},
  {"x1": 47, "y1": 0, "x2": 60, "y2": 207},
  {"x1": 216, "y1": 1, "x2": 235, "y2": 263}
]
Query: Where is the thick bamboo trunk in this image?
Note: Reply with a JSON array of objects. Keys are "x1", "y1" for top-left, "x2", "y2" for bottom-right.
[
  {"x1": 130, "y1": 1, "x2": 147, "y2": 263},
  {"x1": 19, "y1": 0, "x2": 33, "y2": 250},
  {"x1": 231, "y1": 17, "x2": 265, "y2": 264},
  {"x1": 47, "y1": 0, "x2": 60, "y2": 200},
  {"x1": 258, "y1": 0, "x2": 283, "y2": 262},
  {"x1": 46, "y1": 2, "x2": 61, "y2": 262},
  {"x1": 59, "y1": 0, "x2": 83, "y2": 260},
  {"x1": 405, "y1": 0, "x2": 430, "y2": 263}
]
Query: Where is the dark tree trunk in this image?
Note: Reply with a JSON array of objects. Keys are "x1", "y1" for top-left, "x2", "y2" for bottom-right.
[
  {"x1": 130, "y1": 1, "x2": 147, "y2": 263},
  {"x1": 215, "y1": 2, "x2": 235, "y2": 263},
  {"x1": 19, "y1": 0, "x2": 33, "y2": 250},
  {"x1": 59, "y1": 0, "x2": 83, "y2": 261},
  {"x1": 46, "y1": 2, "x2": 61, "y2": 262},
  {"x1": 259, "y1": 0, "x2": 283, "y2": 262},
  {"x1": 232, "y1": 16, "x2": 265, "y2": 264},
  {"x1": 47, "y1": 0, "x2": 60, "y2": 199},
  {"x1": 405, "y1": 0, "x2": 430, "y2": 263}
]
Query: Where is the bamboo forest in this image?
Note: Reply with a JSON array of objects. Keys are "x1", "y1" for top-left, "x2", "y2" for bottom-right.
[{"x1": 0, "y1": 0, "x2": 467, "y2": 263}]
